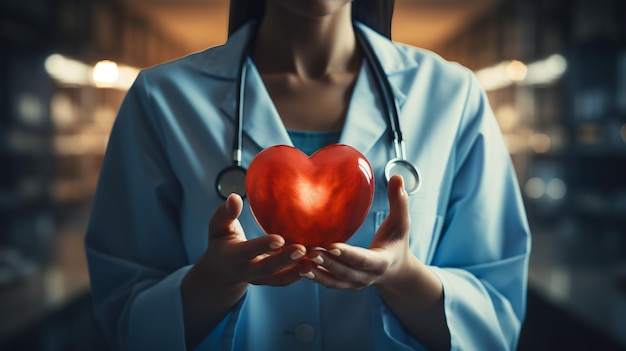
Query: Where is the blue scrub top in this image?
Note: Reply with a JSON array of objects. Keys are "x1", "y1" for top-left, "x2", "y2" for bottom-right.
[
  {"x1": 287, "y1": 130, "x2": 342, "y2": 156},
  {"x1": 85, "y1": 22, "x2": 531, "y2": 351}
]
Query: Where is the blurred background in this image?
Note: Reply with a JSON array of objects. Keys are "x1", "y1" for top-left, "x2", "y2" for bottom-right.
[{"x1": 0, "y1": 0, "x2": 625, "y2": 350}]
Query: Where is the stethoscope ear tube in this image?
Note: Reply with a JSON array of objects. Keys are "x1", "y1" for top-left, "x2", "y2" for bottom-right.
[{"x1": 355, "y1": 27, "x2": 404, "y2": 157}]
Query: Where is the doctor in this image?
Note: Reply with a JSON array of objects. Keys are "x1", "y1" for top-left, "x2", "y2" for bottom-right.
[{"x1": 85, "y1": 0, "x2": 531, "y2": 350}]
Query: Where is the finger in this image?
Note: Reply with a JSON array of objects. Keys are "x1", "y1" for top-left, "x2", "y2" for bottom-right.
[
  {"x1": 316, "y1": 244, "x2": 391, "y2": 274},
  {"x1": 300, "y1": 265, "x2": 370, "y2": 290},
  {"x1": 209, "y1": 193, "x2": 243, "y2": 238},
  {"x1": 244, "y1": 244, "x2": 307, "y2": 281},
  {"x1": 251, "y1": 263, "x2": 305, "y2": 287},
  {"x1": 226, "y1": 234, "x2": 286, "y2": 262}
]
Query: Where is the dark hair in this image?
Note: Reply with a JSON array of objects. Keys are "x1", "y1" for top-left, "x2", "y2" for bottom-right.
[{"x1": 228, "y1": 0, "x2": 395, "y2": 39}]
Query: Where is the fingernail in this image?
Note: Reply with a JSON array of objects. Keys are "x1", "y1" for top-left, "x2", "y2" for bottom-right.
[
  {"x1": 310, "y1": 255, "x2": 324, "y2": 265},
  {"x1": 269, "y1": 241, "x2": 283, "y2": 250},
  {"x1": 328, "y1": 249, "x2": 341, "y2": 257},
  {"x1": 300, "y1": 271, "x2": 315, "y2": 279},
  {"x1": 225, "y1": 198, "x2": 230, "y2": 211},
  {"x1": 291, "y1": 250, "x2": 305, "y2": 260}
]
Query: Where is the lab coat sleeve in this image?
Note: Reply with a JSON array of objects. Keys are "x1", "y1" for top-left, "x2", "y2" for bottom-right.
[
  {"x1": 84, "y1": 72, "x2": 215, "y2": 351},
  {"x1": 428, "y1": 72, "x2": 530, "y2": 350}
]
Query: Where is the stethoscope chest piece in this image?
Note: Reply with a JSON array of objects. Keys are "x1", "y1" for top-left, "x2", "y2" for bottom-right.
[
  {"x1": 385, "y1": 158, "x2": 421, "y2": 194},
  {"x1": 216, "y1": 165, "x2": 247, "y2": 200}
]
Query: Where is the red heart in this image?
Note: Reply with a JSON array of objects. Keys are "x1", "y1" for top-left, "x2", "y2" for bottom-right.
[{"x1": 246, "y1": 144, "x2": 375, "y2": 248}]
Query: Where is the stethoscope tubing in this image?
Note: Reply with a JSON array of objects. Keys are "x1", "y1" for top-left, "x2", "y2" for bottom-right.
[
  {"x1": 355, "y1": 26, "x2": 406, "y2": 161},
  {"x1": 218, "y1": 23, "x2": 421, "y2": 199}
]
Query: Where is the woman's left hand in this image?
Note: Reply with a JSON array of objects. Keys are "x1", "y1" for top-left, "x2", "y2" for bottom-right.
[
  {"x1": 300, "y1": 175, "x2": 450, "y2": 350},
  {"x1": 300, "y1": 174, "x2": 416, "y2": 290}
]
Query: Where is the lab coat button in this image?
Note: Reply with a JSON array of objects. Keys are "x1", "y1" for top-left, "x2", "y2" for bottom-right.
[{"x1": 294, "y1": 324, "x2": 315, "y2": 343}]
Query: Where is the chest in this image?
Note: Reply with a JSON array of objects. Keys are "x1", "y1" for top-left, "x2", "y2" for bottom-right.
[{"x1": 260, "y1": 72, "x2": 358, "y2": 131}]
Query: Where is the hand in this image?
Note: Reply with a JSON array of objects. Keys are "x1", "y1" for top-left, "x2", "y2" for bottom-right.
[
  {"x1": 299, "y1": 176, "x2": 448, "y2": 349},
  {"x1": 300, "y1": 174, "x2": 415, "y2": 290},
  {"x1": 182, "y1": 193, "x2": 308, "y2": 348},
  {"x1": 198, "y1": 193, "x2": 308, "y2": 288}
]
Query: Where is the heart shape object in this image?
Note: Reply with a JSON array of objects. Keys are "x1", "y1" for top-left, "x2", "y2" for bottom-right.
[{"x1": 246, "y1": 144, "x2": 375, "y2": 248}]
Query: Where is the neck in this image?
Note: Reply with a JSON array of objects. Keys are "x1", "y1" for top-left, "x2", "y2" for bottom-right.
[{"x1": 253, "y1": 3, "x2": 359, "y2": 78}]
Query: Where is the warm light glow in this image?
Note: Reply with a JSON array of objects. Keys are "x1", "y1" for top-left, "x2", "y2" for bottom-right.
[
  {"x1": 506, "y1": 60, "x2": 528, "y2": 81},
  {"x1": 503, "y1": 134, "x2": 525, "y2": 154},
  {"x1": 525, "y1": 177, "x2": 545, "y2": 199},
  {"x1": 475, "y1": 61, "x2": 511, "y2": 91},
  {"x1": 294, "y1": 176, "x2": 331, "y2": 214},
  {"x1": 92, "y1": 60, "x2": 119, "y2": 87},
  {"x1": 51, "y1": 93, "x2": 76, "y2": 128},
  {"x1": 530, "y1": 133, "x2": 552, "y2": 153},
  {"x1": 576, "y1": 124, "x2": 603, "y2": 143},
  {"x1": 115, "y1": 66, "x2": 140, "y2": 90},
  {"x1": 495, "y1": 104, "x2": 518, "y2": 132},
  {"x1": 54, "y1": 133, "x2": 109, "y2": 156},
  {"x1": 45, "y1": 53, "x2": 139, "y2": 91},
  {"x1": 476, "y1": 54, "x2": 567, "y2": 91},
  {"x1": 45, "y1": 54, "x2": 91, "y2": 86}
]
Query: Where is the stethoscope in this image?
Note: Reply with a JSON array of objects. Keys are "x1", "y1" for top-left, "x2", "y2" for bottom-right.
[{"x1": 215, "y1": 25, "x2": 421, "y2": 200}]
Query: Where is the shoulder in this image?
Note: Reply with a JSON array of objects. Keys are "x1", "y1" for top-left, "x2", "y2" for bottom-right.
[
  {"x1": 138, "y1": 23, "x2": 253, "y2": 85},
  {"x1": 393, "y1": 41, "x2": 476, "y2": 93},
  {"x1": 359, "y1": 23, "x2": 472, "y2": 84},
  {"x1": 137, "y1": 46, "x2": 226, "y2": 86}
]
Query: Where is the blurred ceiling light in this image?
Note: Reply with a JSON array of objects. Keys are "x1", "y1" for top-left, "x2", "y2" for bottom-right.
[
  {"x1": 476, "y1": 54, "x2": 567, "y2": 91},
  {"x1": 475, "y1": 61, "x2": 511, "y2": 91},
  {"x1": 92, "y1": 61, "x2": 139, "y2": 90},
  {"x1": 524, "y1": 54, "x2": 567, "y2": 86},
  {"x1": 45, "y1": 54, "x2": 91, "y2": 86},
  {"x1": 115, "y1": 66, "x2": 140, "y2": 90},
  {"x1": 524, "y1": 177, "x2": 545, "y2": 199},
  {"x1": 506, "y1": 60, "x2": 528, "y2": 81},
  {"x1": 92, "y1": 60, "x2": 119, "y2": 87},
  {"x1": 45, "y1": 54, "x2": 139, "y2": 91},
  {"x1": 546, "y1": 178, "x2": 567, "y2": 200}
]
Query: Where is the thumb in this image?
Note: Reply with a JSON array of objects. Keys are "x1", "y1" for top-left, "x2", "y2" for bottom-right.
[
  {"x1": 209, "y1": 193, "x2": 244, "y2": 238},
  {"x1": 388, "y1": 175, "x2": 409, "y2": 221},
  {"x1": 374, "y1": 175, "x2": 411, "y2": 244}
]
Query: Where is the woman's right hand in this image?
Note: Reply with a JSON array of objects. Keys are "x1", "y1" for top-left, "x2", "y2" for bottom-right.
[
  {"x1": 201, "y1": 193, "x2": 308, "y2": 288},
  {"x1": 181, "y1": 193, "x2": 307, "y2": 348}
]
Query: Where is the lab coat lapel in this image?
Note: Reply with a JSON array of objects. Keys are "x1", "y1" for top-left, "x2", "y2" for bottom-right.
[
  {"x1": 240, "y1": 62, "x2": 293, "y2": 150},
  {"x1": 204, "y1": 23, "x2": 291, "y2": 153},
  {"x1": 205, "y1": 22, "x2": 421, "y2": 156},
  {"x1": 217, "y1": 64, "x2": 291, "y2": 153},
  {"x1": 341, "y1": 23, "x2": 418, "y2": 155},
  {"x1": 339, "y1": 63, "x2": 388, "y2": 155}
]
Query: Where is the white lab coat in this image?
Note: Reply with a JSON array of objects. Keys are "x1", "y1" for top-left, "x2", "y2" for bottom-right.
[{"x1": 85, "y1": 22, "x2": 531, "y2": 351}]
